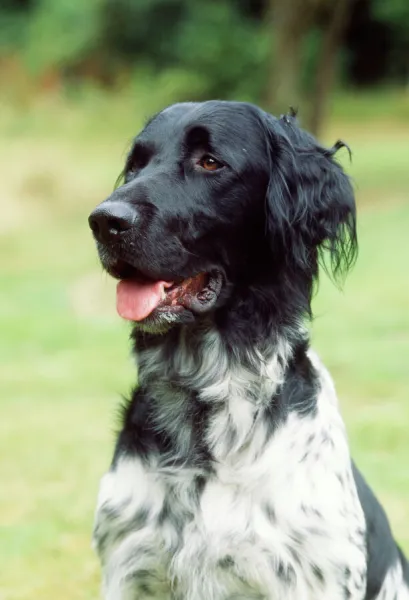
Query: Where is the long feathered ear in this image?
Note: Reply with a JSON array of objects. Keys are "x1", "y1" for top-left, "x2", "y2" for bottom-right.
[{"x1": 263, "y1": 112, "x2": 357, "y2": 285}]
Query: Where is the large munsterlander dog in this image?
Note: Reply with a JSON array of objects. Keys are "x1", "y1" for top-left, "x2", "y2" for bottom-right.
[{"x1": 88, "y1": 101, "x2": 409, "y2": 600}]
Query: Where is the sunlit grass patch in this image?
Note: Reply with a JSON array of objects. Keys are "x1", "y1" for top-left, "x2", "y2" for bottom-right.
[{"x1": 0, "y1": 91, "x2": 408, "y2": 599}]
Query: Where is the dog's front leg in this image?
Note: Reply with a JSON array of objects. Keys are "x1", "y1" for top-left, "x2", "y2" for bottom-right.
[
  {"x1": 93, "y1": 459, "x2": 171, "y2": 600},
  {"x1": 101, "y1": 528, "x2": 171, "y2": 600}
]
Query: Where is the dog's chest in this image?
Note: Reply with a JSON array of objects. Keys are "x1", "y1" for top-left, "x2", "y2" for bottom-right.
[
  {"x1": 94, "y1": 346, "x2": 366, "y2": 599},
  {"x1": 94, "y1": 447, "x2": 366, "y2": 600}
]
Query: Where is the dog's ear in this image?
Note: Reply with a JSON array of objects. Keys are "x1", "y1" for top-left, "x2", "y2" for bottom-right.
[{"x1": 263, "y1": 112, "x2": 357, "y2": 284}]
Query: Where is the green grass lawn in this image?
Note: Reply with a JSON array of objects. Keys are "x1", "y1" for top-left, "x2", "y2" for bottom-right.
[{"x1": 0, "y1": 92, "x2": 408, "y2": 600}]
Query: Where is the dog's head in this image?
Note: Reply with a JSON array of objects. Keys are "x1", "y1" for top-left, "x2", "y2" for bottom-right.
[{"x1": 89, "y1": 101, "x2": 357, "y2": 334}]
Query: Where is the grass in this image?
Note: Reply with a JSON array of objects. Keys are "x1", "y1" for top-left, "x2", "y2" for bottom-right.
[{"x1": 0, "y1": 89, "x2": 408, "y2": 600}]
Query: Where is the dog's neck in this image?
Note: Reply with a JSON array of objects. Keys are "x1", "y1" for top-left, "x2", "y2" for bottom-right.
[
  {"x1": 130, "y1": 318, "x2": 315, "y2": 466},
  {"x1": 132, "y1": 271, "x2": 313, "y2": 391},
  {"x1": 135, "y1": 318, "x2": 295, "y2": 396}
]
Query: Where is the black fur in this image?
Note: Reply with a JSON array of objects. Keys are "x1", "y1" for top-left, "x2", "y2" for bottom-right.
[
  {"x1": 352, "y1": 463, "x2": 409, "y2": 598},
  {"x1": 89, "y1": 100, "x2": 407, "y2": 599}
]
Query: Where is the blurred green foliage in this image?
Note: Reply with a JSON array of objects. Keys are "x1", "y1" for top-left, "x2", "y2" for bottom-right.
[
  {"x1": 1, "y1": 0, "x2": 408, "y2": 104},
  {"x1": 372, "y1": 0, "x2": 409, "y2": 39},
  {"x1": 23, "y1": 0, "x2": 102, "y2": 74}
]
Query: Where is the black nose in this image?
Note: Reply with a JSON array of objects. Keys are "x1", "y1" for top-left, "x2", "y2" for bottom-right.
[{"x1": 88, "y1": 201, "x2": 138, "y2": 243}]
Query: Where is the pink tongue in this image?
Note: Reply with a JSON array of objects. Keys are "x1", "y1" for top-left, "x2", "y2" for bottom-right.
[{"x1": 116, "y1": 279, "x2": 169, "y2": 321}]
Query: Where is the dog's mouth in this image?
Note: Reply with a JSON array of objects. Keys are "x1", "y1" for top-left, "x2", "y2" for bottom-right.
[{"x1": 106, "y1": 259, "x2": 223, "y2": 322}]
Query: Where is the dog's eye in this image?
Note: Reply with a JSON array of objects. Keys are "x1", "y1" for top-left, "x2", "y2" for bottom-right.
[
  {"x1": 127, "y1": 145, "x2": 151, "y2": 173},
  {"x1": 197, "y1": 155, "x2": 223, "y2": 172}
]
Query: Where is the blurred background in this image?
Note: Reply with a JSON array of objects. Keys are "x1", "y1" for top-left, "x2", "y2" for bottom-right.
[{"x1": 0, "y1": 1, "x2": 408, "y2": 598}]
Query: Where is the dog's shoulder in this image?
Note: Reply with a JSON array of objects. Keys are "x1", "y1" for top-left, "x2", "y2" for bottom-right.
[{"x1": 352, "y1": 462, "x2": 409, "y2": 599}]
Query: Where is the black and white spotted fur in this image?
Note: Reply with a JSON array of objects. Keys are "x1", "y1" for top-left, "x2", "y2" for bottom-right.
[{"x1": 89, "y1": 101, "x2": 409, "y2": 599}]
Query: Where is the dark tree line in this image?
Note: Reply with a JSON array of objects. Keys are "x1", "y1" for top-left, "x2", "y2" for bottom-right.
[{"x1": 0, "y1": 0, "x2": 408, "y2": 135}]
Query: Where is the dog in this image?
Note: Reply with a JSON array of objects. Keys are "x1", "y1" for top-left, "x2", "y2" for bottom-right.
[{"x1": 88, "y1": 101, "x2": 409, "y2": 600}]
